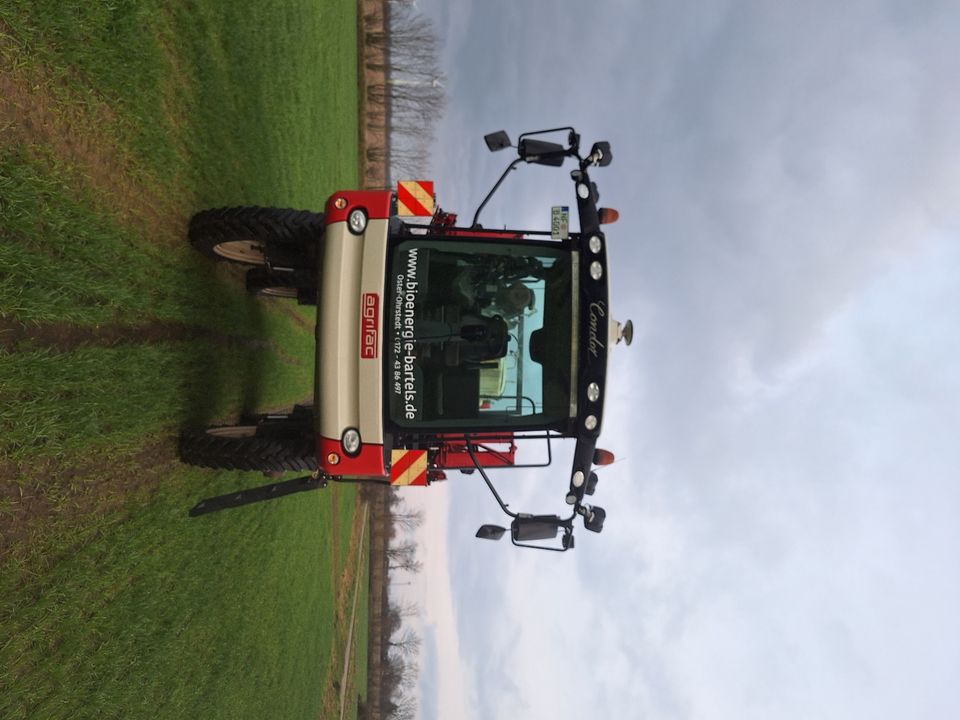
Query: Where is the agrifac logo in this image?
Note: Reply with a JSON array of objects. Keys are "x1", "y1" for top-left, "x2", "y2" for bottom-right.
[{"x1": 361, "y1": 293, "x2": 379, "y2": 359}]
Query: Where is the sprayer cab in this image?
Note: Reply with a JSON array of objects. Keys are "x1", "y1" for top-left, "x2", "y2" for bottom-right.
[{"x1": 183, "y1": 125, "x2": 631, "y2": 553}]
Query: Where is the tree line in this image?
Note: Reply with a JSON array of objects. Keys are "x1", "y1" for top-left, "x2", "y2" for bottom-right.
[
  {"x1": 362, "y1": 0, "x2": 447, "y2": 184},
  {"x1": 358, "y1": 2, "x2": 447, "y2": 714},
  {"x1": 359, "y1": 485, "x2": 427, "y2": 720}
]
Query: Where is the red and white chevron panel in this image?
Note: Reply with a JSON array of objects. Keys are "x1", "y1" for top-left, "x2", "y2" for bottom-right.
[
  {"x1": 390, "y1": 449, "x2": 429, "y2": 486},
  {"x1": 396, "y1": 180, "x2": 435, "y2": 217}
]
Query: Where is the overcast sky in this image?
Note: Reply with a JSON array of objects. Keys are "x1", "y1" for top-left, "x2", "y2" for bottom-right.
[{"x1": 391, "y1": 2, "x2": 960, "y2": 718}]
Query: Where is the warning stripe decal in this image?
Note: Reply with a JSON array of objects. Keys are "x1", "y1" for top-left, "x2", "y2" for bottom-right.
[
  {"x1": 390, "y1": 449, "x2": 428, "y2": 486},
  {"x1": 397, "y1": 181, "x2": 435, "y2": 217},
  {"x1": 391, "y1": 449, "x2": 421, "y2": 479}
]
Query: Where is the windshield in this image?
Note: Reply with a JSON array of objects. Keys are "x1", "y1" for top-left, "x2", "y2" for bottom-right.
[{"x1": 388, "y1": 238, "x2": 572, "y2": 430}]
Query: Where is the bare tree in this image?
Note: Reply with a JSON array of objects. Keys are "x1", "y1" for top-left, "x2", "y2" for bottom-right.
[
  {"x1": 386, "y1": 531, "x2": 422, "y2": 573},
  {"x1": 389, "y1": 555, "x2": 423, "y2": 574},
  {"x1": 380, "y1": 652, "x2": 419, "y2": 718},
  {"x1": 390, "y1": 502, "x2": 424, "y2": 533},
  {"x1": 387, "y1": 627, "x2": 422, "y2": 659},
  {"x1": 385, "y1": 692, "x2": 417, "y2": 720},
  {"x1": 386, "y1": 541, "x2": 416, "y2": 563},
  {"x1": 383, "y1": 652, "x2": 418, "y2": 687},
  {"x1": 391, "y1": 599, "x2": 420, "y2": 620},
  {"x1": 362, "y1": 3, "x2": 447, "y2": 181}
]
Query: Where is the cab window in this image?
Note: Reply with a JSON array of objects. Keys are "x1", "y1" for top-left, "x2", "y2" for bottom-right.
[{"x1": 388, "y1": 239, "x2": 571, "y2": 430}]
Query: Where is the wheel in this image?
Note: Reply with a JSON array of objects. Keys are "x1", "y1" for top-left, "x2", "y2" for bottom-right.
[
  {"x1": 245, "y1": 266, "x2": 300, "y2": 298},
  {"x1": 179, "y1": 424, "x2": 317, "y2": 472},
  {"x1": 188, "y1": 207, "x2": 324, "y2": 266}
]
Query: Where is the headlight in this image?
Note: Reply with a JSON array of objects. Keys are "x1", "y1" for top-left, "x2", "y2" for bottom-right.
[
  {"x1": 341, "y1": 428, "x2": 361, "y2": 456},
  {"x1": 587, "y1": 382, "x2": 601, "y2": 403},
  {"x1": 348, "y1": 208, "x2": 368, "y2": 234}
]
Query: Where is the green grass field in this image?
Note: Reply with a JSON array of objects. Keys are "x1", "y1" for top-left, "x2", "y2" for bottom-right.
[{"x1": 0, "y1": 0, "x2": 368, "y2": 717}]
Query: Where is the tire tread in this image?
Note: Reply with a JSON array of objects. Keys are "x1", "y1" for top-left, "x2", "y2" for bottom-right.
[
  {"x1": 179, "y1": 429, "x2": 317, "y2": 472},
  {"x1": 188, "y1": 206, "x2": 324, "y2": 261}
]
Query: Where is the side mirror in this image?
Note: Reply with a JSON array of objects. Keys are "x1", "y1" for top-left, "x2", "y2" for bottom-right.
[
  {"x1": 476, "y1": 524, "x2": 507, "y2": 541},
  {"x1": 479, "y1": 517, "x2": 574, "y2": 551},
  {"x1": 518, "y1": 138, "x2": 568, "y2": 167},
  {"x1": 587, "y1": 141, "x2": 612, "y2": 167},
  {"x1": 484, "y1": 131, "x2": 512, "y2": 152},
  {"x1": 512, "y1": 515, "x2": 562, "y2": 542},
  {"x1": 583, "y1": 506, "x2": 606, "y2": 533}
]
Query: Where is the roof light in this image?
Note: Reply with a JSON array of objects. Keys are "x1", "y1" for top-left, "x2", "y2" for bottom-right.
[
  {"x1": 598, "y1": 207, "x2": 620, "y2": 224},
  {"x1": 593, "y1": 448, "x2": 616, "y2": 465}
]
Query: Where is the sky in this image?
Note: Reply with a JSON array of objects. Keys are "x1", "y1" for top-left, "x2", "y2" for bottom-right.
[{"x1": 388, "y1": 2, "x2": 960, "y2": 718}]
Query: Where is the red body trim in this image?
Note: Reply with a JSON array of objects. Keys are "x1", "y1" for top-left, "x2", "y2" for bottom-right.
[
  {"x1": 324, "y1": 190, "x2": 393, "y2": 223},
  {"x1": 436, "y1": 228, "x2": 524, "y2": 239},
  {"x1": 318, "y1": 436, "x2": 386, "y2": 477},
  {"x1": 432, "y1": 433, "x2": 518, "y2": 470}
]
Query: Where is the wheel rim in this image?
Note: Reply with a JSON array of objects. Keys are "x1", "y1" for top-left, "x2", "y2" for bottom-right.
[
  {"x1": 212, "y1": 240, "x2": 267, "y2": 264},
  {"x1": 259, "y1": 287, "x2": 299, "y2": 298},
  {"x1": 205, "y1": 425, "x2": 258, "y2": 438}
]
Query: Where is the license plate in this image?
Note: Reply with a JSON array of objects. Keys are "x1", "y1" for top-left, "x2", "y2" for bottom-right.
[{"x1": 551, "y1": 206, "x2": 569, "y2": 240}]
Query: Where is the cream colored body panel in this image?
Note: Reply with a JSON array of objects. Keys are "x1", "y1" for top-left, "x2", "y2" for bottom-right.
[{"x1": 316, "y1": 219, "x2": 388, "y2": 445}]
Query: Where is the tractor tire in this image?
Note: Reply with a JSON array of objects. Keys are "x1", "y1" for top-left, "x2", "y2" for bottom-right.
[
  {"x1": 188, "y1": 207, "x2": 324, "y2": 265},
  {"x1": 179, "y1": 425, "x2": 317, "y2": 473}
]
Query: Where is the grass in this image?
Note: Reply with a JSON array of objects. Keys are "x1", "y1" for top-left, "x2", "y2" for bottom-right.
[
  {"x1": 0, "y1": 334, "x2": 315, "y2": 462},
  {"x1": 0, "y1": 0, "x2": 358, "y2": 205},
  {"x1": 0, "y1": 474, "x2": 359, "y2": 720},
  {"x1": 0, "y1": 0, "x2": 367, "y2": 717},
  {"x1": 0, "y1": 148, "x2": 246, "y2": 329}
]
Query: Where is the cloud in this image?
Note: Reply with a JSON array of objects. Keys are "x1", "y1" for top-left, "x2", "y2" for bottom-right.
[
  {"x1": 621, "y1": 3, "x2": 960, "y2": 463},
  {"x1": 412, "y1": 1, "x2": 960, "y2": 718},
  {"x1": 398, "y1": 489, "x2": 479, "y2": 719}
]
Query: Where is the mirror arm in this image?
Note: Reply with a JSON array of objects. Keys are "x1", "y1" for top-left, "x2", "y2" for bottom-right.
[
  {"x1": 511, "y1": 538, "x2": 571, "y2": 553},
  {"x1": 470, "y1": 157, "x2": 523, "y2": 229},
  {"x1": 465, "y1": 437, "x2": 518, "y2": 518},
  {"x1": 517, "y1": 126, "x2": 579, "y2": 152},
  {"x1": 468, "y1": 438, "x2": 581, "y2": 551}
]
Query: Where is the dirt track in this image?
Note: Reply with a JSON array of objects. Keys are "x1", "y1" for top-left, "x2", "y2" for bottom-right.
[{"x1": 339, "y1": 505, "x2": 370, "y2": 720}]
